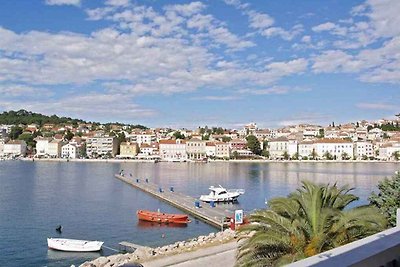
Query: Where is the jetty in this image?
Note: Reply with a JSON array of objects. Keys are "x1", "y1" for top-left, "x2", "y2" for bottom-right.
[{"x1": 115, "y1": 174, "x2": 233, "y2": 228}]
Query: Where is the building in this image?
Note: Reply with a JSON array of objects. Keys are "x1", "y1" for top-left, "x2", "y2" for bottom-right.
[
  {"x1": 35, "y1": 137, "x2": 52, "y2": 156},
  {"x1": 119, "y1": 142, "x2": 139, "y2": 158},
  {"x1": 354, "y1": 141, "x2": 374, "y2": 159},
  {"x1": 159, "y1": 139, "x2": 187, "y2": 161},
  {"x1": 129, "y1": 133, "x2": 156, "y2": 145},
  {"x1": 186, "y1": 139, "x2": 206, "y2": 160},
  {"x1": 268, "y1": 137, "x2": 289, "y2": 159},
  {"x1": 229, "y1": 139, "x2": 247, "y2": 151},
  {"x1": 86, "y1": 135, "x2": 118, "y2": 158},
  {"x1": 61, "y1": 143, "x2": 80, "y2": 159},
  {"x1": 314, "y1": 138, "x2": 354, "y2": 160},
  {"x1": 215, "y1": 142, "x2": 230, "y2": 158},
  {"x1": 205, "y1": 142, "x2": 216, "y2": 157},
  {"x1": 378, "y1": 142, "x2": 400, "y2": 161},
  {"x1": 298, "y1": 140, "x2": 314, "y2": 159},
  {"x1": 48, "y1": 140, "x2": 64, "y2": 158},
  {"x1": 3, "y1": 140, "x2": 27, "y2": 156}
]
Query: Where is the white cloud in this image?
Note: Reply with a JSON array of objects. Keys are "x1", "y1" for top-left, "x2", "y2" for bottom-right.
[
  {"x1": 247, "y1": 11, "x2": 274, "y2": 29},
  {"x1": 192, "y1": 95, "x2": 240, "y2": 101},
  {"x1": 261, "y1": 24, "x2": 303, "y2": 41},
  {"x1": 312, "y1": 22, "x2": 336, "y2": 32},
  {"x1": 105, "y1": 0, "x2": 130, "y2": 7},
  {"x1": 45, "y1": 0, "x2": 80, "y2": 6},
  {"x1": 356, "y1": 103, "x2": 398, "y2": 110}
]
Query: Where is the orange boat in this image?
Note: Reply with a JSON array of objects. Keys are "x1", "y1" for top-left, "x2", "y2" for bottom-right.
[{"x1": 137, "y1": 210, "x2": 190, "y2": 224}]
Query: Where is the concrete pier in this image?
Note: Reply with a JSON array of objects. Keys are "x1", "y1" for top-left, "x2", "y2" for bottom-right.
[{"x1": 115, "y1": 174, "x2": 233, "y2": 228}]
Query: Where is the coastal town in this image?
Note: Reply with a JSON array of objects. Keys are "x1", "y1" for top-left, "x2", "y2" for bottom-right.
[{"x1": 1, "y1": 110, "x2": 399, "y2": 162}]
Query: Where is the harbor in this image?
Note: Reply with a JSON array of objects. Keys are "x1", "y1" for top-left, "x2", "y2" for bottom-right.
[{"x1": 115, "y1": 173, "x2": 234, "y2": 228}]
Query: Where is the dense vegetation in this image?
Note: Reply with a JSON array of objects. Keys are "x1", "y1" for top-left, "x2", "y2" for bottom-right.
[
  {"x1": 0, "y1": 110, "x2": 147, "y2": 130},
  {"x1": 237, "y1": 181, "x2": 386, "y2": 266},
  {"x1": 369, "y1": 171, "x2": 400, "y2": 227},
  {"x1": 0, "y1": 110, "x2": 86, "y2": 126}
]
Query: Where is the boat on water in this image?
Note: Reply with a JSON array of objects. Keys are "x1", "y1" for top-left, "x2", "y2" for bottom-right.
[
  {"x1": 47, "y1": 238, "x2": 104, "y2": 252},
  {"x1": 200, "y1": 185, "x2": 245, "y2": 202},
  {"x1": 137, "y1": 210, "x2": 190, "y2": 224}
]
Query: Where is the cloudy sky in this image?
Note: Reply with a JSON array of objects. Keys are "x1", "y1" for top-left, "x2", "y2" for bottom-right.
[{"x1": 0, "y1": 0, "x2": 399, "y2": 128}]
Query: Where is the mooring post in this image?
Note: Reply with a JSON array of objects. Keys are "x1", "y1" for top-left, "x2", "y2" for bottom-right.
[{"x1": 397, "y1": 208, "x2": 400, "y2": 227}]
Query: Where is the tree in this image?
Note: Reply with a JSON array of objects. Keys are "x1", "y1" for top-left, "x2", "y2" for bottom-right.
[
  {"x1": 232, "y1": 151, "x2": 239, "y2": 159},
  {"x1": 246, "y1": 135, "x2": 261, "y2": 155},
  {"x1": 323, "y1": 151, "x2": 333, "y2": 160},
  {"x1": 310, "y1": 149, "x2": 318, "y2": 160},
  {"x1": 341, "y1": 152, "x2": 349, "y2": 160},
  {"x1": 369, "y1": 172, "x2": 400, "y2": 227},
  {"x1": 392, "y1": 151, "x2": 400, "y2": 161},
  {"x1": 283, "y1": 151, "x2": 290, "y2": 160},
  {"x1": 9, "y1": 126, "x2": 23, "y2": 140},
  {"x1": 261, "y1": 150, "x2": 270, "y2": 158},
  {"x1": 65, "y1": 130, "x2": 74, "y2": 141},
  {"x1": 221, "y1": 136, "x2": 231, "y2": 143},
  {"x1": 291, "y1": 152, "x2": 299, "y2": 160},
  {"x1": 237, "y1": 181, "x2": 386, "y2": 266},
  {"x1": 18, "y1": 133, "x2": 35, "y2": 149},
  {"x1": 173, "y1": 131, "x2": 185, "y2": 140}
]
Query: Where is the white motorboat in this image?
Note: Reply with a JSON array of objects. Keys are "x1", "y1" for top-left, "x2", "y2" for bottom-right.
[
  {"x1": 47, "y1": 238, "x2": 104, "y2": 252},
  {"x1": 200, "y1": 185, "x2": 245, "y2": 202}
]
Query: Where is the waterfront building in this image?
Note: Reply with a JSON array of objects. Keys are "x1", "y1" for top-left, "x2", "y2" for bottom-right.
[
  {"x1": 0, "y1": 138, "x2": 5, "y2": 156},
  {"x1": 378, "y1": 142, "x2": 400, "y2": 161},
  {"x1": 86, "y1": 135, "x2": 118, "y2": 158},
  {"x1": 268, "y1": 137, "x2": 289, "y2": 159},
  {"x1": 35, "y1": 137, "x2": 52, "y2": 157},
  {"x1": 3, "y1": 140, "x2": 27, "y2": 156},
  {"x1": 254, "y1": 129, "x2": 272, "y2": 140},
  {"x1": 159, "y1": 139, "x2": 187, "y2": 161},
  {"x1": 288, "y1": 138, "x2": 299, "y2": 158},
  {"x1": 61, "y1": 143, "x2": 80, "y2": 159},
  {"x1": 298, "y1": 140, "x2": 314, "y2": 158},
  {"x1": 215, "y1": 142, "x2": 230, "y2": 158},
  {"x1": 119, "y1": 142, "x2": 139, "y2": 158},
  {"x1": 186, "y1": 138, "x2": 206, "y2": 160},
  {"x1": 48, "y1": 140, "x2": 64, "y2": 158},
  {"x1": 314, "y1": 138, "x2": 354, "y2": 159},
  {"x1": 354, "y1": 141, "x2": 374, "y2": 159},
  {"x1": 205, "y1": 142, "x2": 216, "y2": 157},
  {"x1": 229, "y1": 139, "x2": 247, "y2": 151}
]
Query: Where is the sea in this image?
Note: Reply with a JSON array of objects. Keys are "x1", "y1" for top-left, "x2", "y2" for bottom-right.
[{"x1": 0, "y1": 160, "x2": 398, "y2": 267}]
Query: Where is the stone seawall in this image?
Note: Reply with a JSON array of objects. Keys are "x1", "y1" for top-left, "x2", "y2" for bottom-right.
[{"x1": 80, "y1": 229, "x2": 236, "y2": 267}]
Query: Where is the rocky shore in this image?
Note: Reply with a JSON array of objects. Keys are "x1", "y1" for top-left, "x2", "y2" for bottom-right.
[{"x1": 79, "y1": 229, "x2": 236, "y2": 267}]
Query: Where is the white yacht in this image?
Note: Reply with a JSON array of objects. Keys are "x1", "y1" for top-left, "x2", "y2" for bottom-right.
[
  {"x1": 200, "y1": 185, "x2": 245, "y2": 202},
  {"x1": 47, "y1": 238, "x2": 104, "y2": 252}
]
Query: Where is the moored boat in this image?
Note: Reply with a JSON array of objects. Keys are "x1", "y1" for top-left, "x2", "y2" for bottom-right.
[
  {"x1": 137, "y1": 210, "x2": 190, "y2": 224},
  {"x1": 200, "y1": 185, "x2": 245, "y2": 202},
  {"x1": 47, "y1": 238, "x2": 104, "y2": 252}
]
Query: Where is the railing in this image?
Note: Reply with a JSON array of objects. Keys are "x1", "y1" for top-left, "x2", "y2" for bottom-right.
[{"x1": 287, "y1": 210, "x2": 400, "y2": 267}]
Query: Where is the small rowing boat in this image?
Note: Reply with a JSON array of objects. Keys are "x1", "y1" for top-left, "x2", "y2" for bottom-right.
[
  {"x1": 137, "y1": 210, "x2": 190, "y2": 224},
  {"x1": 47, "y1": 238, "x2": 104, "y2": 252}
]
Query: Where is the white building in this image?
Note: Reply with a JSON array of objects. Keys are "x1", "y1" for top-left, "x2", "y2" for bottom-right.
[
  {"x1": 0, "y1": 138, "x2": 5, "y2": 156},
  {"x1": 129, "y1": 133, "x2": 156, "y2": 145},
  {"x1": 3, "y1": 140, "x2": 27, "y2": 156},
  {"x1": 368, "y1": 128, "x2": 384, "y2": 140},
  {"x1": 288, "y1": 139, "x2": 298, "y2": 157},
  {"x1": 159, "y1": 139, "x2": 187, "y2": 161},
  {"x1": 205, "y1": 142, "x2": 216, "y2": 157},
  {"x1": 35, "y1": 137, "x2": 52, "y2": 156},
  {"x1": 268, "y1": 137, "x2": 289, "y2": 159},
  {"x1": 378, "y1": 143, "x2": 400, "y2": 161},
  {"x1": 298, "y1": 140, "x2": 314, "y2": 159},
  {"x1": 186, "y1": 139, "x2": 206, "y2": 160},
  {"x1": 48, "y1": 140, "x2": 64, "y2": 158},
  {"x1": 86, "y1": 135, "x2": 118, "y2": 158},
  {"x1": 314, "y1": 138, "x2": 354, "y2": 160},
  {"x1": 215, "y1": 142, "x2": 230, "y2": 158},
  {"x1": 61, "y1": 143, "x2": 79, "y2": 159},
  {"x1": 354, "y1": 141, "x2": 374, "y2": 159}
]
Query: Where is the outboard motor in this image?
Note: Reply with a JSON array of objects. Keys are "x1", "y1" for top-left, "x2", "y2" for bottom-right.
[{"x1": 56, "y1": 225, "x2": 62, "y2": 233}]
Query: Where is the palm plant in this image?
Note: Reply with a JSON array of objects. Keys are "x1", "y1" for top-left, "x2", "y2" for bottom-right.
[{"x1": 236, "y1": 181, "x2": 387, "y2": 267}]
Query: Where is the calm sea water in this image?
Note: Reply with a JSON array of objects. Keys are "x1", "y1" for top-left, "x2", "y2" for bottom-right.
[{"x1": 0, "y1": 161, "x2": 398, "y2": 267}]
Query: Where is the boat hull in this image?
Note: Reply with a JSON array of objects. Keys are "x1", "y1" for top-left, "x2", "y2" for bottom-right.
[
  {"x1": 47, "y1": 238, "x2": 103, "y2": 252},
  {"x1": 137, "y1": 210, "x2": 190, "y2": 224}
]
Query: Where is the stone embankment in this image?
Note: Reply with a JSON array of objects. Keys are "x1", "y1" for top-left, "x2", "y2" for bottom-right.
[{"x1": 80, "y1": 229, "x2": 236, "y2": 267}]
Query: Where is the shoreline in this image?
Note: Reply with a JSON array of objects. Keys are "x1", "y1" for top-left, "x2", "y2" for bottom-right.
[{"x1": 9, "y1": 157, "x2": 400, "y2": 164}]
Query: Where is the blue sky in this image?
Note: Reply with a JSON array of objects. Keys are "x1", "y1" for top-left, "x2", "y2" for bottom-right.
[{"x1": 0, "y1": 0, "x2": 399, "y2": 128}]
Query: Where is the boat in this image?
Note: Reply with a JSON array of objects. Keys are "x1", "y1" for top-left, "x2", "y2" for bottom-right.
[
  {"x1": 137, "y1": 210, "x2": 190, "y2": 224},
  {"x1": 47, "y1": 238, "x2": 104, "y2": 252},
  {"x1": 199, "y1": 185, "x2": 245, "y2": 202}
]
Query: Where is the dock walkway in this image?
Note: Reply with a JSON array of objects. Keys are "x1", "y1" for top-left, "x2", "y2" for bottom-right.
[{"x1": 115, "y1": 174, "x2": 233, "y2": 228}]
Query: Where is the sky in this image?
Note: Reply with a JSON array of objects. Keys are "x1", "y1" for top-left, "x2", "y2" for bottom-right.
[{"x1": 0, "y1": 0, "x2": 399, "y2": 128}]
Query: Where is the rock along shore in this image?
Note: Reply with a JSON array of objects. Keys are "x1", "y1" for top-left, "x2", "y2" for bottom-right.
[{"x1": 79, "y1": 229, "x2": 236, "y2": 267}]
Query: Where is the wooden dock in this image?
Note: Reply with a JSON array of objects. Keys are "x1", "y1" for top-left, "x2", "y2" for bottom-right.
[{"x1": 115, "y1": 174, "x2": 233, "y2": 228}]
